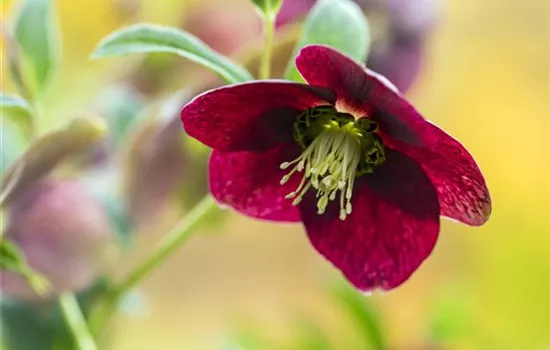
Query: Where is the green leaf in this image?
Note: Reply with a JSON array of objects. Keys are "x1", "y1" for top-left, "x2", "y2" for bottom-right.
[
  {"x1": 284, "y1": 0, "x2": 370, "y2": 82},
  {"x1": 1, "y1": 115, "x2": 108, "y2": 207},
  {"x1": 0, "y1": 238, "x2": 50, "y2": 295},
  {"x1": 1, "y1": 299, "x2": 61, "y2": 350},
  {"x1": 13, "y1": 0, "x2": 60, "y2": 94},
  {"x1": 0, "y1": 93, "x2": 33, "y2": 139},
  {"x1": 334, "y1": 283, "x2": 386, "y2": 350},
  {"x1": 0, "y1": 238, "x2": 25, "y2": 272},
  {"x1": 91, "y1": 23, "x2": 254, "y2": 84},
  {"x1": 250, "y1": 0, "x2": 283, "y2": 18},
  {"x1": 291, "y1": 316, "x2": 331, "y2": 350},
  {"x1": 0, "y1": 116, "x2": 28, "y2": 178},
  {"x1": 0, "y1": 279, "x2": 109, "y2": 350}
]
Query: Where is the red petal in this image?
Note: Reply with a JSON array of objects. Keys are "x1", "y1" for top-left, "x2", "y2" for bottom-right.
[
  {"x1": 295, "y1": 44, "x2": 400, "y2": 114},
  {"x1": 209, "y1": 143, "x2": 303, "y2": 222},
  {"x1": 181, "y1": 81, "x2": 335, "y2": 152},
  {"x1": 376, "y1": 112, "x2": 491, "y2": 226},
  {"x1": 296, "y1": 45, "x2": 490, "y2": 225},
  {"x1": 300, "y1": 150, "x2": 440, "y2": 291}
]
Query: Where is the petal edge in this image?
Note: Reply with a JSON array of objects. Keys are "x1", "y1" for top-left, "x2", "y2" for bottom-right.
[
  {"x1": 300, "y1": 150, "x2": 440, "y2": 291},
  {"x1": 209, "y1": 144, "x2": 304, "y2": 222},
  {"x1": 181, "y1": 81, "x2": 335, "y2": 152}
]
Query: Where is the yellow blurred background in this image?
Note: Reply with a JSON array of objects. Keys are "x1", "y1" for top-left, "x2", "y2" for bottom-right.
[{"x1": 1, "y1": 0, "x2": 549, "y2": 349}]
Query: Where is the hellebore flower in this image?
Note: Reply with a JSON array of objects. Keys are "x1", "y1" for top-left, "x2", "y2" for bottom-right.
[{"x1": 181, "y1": 45, "x2": 490, "y2": 291}]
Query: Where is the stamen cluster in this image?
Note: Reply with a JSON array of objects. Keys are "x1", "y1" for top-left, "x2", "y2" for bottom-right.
[{"x1": 280, "y1": 106, "x2": 386, "y2": 220}]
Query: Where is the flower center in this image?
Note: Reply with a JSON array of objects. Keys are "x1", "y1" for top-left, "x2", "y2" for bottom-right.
[{"x1": 280, "y1": 105, "x2": 386, "y2": 220}]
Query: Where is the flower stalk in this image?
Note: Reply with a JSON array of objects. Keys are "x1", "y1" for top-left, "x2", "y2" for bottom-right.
[
  {"x1": 89, "y1": 7, "x2": 279, "y2": 338},
  {"x1": 89, "y1": 195, "x2": 218, "y2": 337},
  {"x1": 0, "y1": 23, "x2": 38, "y2": 138},
  {"x1": 259, "y1": 12, "x2": 275, "y2": 79},
  {"x1": 59, "y1": 293, "x2": 98, "y2": 350}
]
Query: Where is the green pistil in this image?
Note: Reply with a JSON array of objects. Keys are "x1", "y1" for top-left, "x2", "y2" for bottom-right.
[{"x1": 280, "y1": 106, "x2": 386, "y2": 221}]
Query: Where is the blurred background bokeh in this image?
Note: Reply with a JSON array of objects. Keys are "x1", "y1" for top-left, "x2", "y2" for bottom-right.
[{"x1": 1, "y1": 0, "x2": 549, "y2": 349}]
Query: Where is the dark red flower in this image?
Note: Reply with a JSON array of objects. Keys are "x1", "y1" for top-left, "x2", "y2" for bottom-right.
[{"x1": 180, "y1": 45, "x2": 490, "y2": 291}]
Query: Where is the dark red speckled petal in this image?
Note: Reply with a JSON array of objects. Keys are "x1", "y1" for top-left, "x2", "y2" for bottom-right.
[
  {"x1": 181, "y1": 81, "x2": 335, "y2": 152},
  {"x1": 295, "y1": 44, "x2": 400, "y2": 114},
  {"x1": 296, "y1": 45, "x2": 491, "y2": 225},
  {"x1": 380, "y1": 120, "x2": 491, "y2": 226},
  {"x1": 209, "y1": 143, "x2": 304, "y2": 222},
  {"x1": 300, "y1": 150, "x2": 440, "y2": 291}
]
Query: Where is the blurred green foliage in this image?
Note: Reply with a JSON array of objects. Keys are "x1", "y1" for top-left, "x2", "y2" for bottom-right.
[
  {"x1": 0, "y1": 280, "x2": 109, "y2": 350},
  {"x1": 91, "y1": 23, "x2": 254, "y2": 84},
  {"x1": 13, "y1": 0, "x2": 59, "y2": 96},
  {"x1": 250, "y1": 0, "x2": 283, "y2": 19}
]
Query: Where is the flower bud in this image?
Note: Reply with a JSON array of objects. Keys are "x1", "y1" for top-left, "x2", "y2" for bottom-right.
[
  {"x1": 385, "y1": 0, "x2": 439, "y2": 38},
  {"x1": 125, "y1": 118, "x2": 185, "y2": 228},
  {"x1": 269, "y1": 0, "x2": 439, "y2": 93},
  {"x1": 367, "y1": 34, "x2": 424, "y2": 93},
  {"x1": 366, "y1": 0, "x2": 439, "y2": 92},
  {"x1": 182, "y1": 0, "x2": 262, "y2": 56},
  {"x1": 276, "y1": 0, "x2": 317, "y2": 27},
  {"x1": 0, "y1": 179, "x2": 113, "y2": 301},
  {"x1": 123, "y1": 91, "x2": 190, "y2": 228}
]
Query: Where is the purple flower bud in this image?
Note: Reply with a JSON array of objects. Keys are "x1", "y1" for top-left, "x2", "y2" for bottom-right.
[
  {"x1": 128, "y1": 123, "x2": 183, "y2": 224},
  {"x1": 124, "y1": 89, "x2": 189, "y2": 228},
  {"x1": 367, "y1": 34, "x2": 424, "y2": 93},
  {"x1": 385, "y1": 0, "x2": 439, "y2": 37},
  {"x1": 271, "y1": 0, "x2": 439, "y2": 93},
  {"x1": 276, "y1": 0, "x2": 317, "y2": 28},
  {"x1": 367, "y1": 0, "x2": 439, "y2": 92},
  {"x1": 1, "y1": 180, "x2": 113, "y2": 301},
  {"x1": 183, "y1": 1, "x2": 262, "y2": 56}
]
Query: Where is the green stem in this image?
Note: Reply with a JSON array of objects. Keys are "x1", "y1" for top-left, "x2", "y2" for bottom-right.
[
  {"x1": 59, "y1": 293, "x2": 98, "y2": 350},
  {"x1": 259, "y1": 12, "x2": 275, "y2": 80},
  {"x1": 117, "y1": 195, "x2": 217, "y2": 292},
  {"x1": 27, "y1": 99, "x2": 43, "y2": 139},
  {"x1": 89, "y1": 195, "x2": 218, "y2": 337}
]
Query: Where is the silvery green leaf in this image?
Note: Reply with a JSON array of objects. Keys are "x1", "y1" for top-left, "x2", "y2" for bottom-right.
[
  {"x1": 14, "y1": 0, "x2": 60, "y2": 93},
  {"x1": 284, "y1": 0, "x2": 370, "y2": 82},
  {"x1": 91, "y1": 23, "x2": 253, "y2": 84},
  {"x1": 250, "y1": 0, "x2": 283, "y2": 18},
  {"x1": 0, "y1": 93, "x2": 33, "y2": 139}
]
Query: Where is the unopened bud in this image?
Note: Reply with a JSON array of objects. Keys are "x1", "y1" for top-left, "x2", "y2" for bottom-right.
[
  {"x1": 183, "y1": 0, "x2": 262, "y2": 56},
  {"x1": 0, "y1": 179, "x2": 114, "y2": 301},
  {"x1": 124, "y1": 115, "x2": 186, "y2": 228}
]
